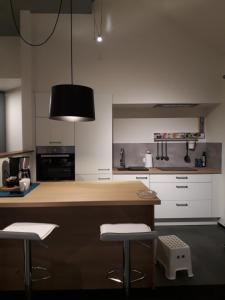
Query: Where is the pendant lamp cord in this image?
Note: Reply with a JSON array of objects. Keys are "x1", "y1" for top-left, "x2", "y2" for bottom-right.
[
  {"x1": 70, "y1": 0, "x2": 74, "y2": 84},
  {"x1": 100, "y1": 0, "x2": 103, "y2": 37},
  {"x1": 10, "y1": 0, "x2": 63, "y2": 47},
  {"x1": 93, "y1": 0, "x2": 103, "y2": 39}
]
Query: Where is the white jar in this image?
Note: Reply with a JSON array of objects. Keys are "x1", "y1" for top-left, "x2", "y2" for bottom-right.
[{"x1": 143, "y1": 151, "x2": 153, "y2": 168}]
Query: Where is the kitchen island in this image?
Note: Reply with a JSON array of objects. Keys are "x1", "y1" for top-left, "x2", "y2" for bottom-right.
[{"x1": 0, "y1": 181, "x2": 160, "y2": 291}]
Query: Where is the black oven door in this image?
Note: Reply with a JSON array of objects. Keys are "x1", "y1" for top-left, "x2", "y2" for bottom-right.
[{"x1": 36, "y1": 154, "x2": 75, "y2": 181}]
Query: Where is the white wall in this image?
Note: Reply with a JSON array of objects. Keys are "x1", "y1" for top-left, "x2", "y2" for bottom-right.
[
  {"x1": 31, "y1": 1, "x2": 221, "y2": 103},
  {"x1": 113, "y1": 118, "x2": 199, "y2": 143},
  {"x1": 206, "y1": 56, "x2": 225, "y2": 222},
  {"x1": 5, "y1": 89, "x2": 23, "y2": 151},
  {"x1": 20, "y1": 11, "x2": 35, "y2": 151},
  {"x1": 0, "y1": 37, "x2": 20, "y2": 78}
]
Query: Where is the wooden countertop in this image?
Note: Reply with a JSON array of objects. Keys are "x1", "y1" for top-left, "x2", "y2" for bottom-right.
[
  {"x1": 113, "y1": 167, "x2": 221, "y2": 175},
  {"x1": 0, "y1": 181, "x2": 160, "y2": 208},
  {"x1": 0, "y1": 149, "x2": 34, "y2": 159}
]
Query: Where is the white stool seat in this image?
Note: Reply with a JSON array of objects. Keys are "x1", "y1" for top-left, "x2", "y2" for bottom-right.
[
  {"x1": 1, "y1": 222, "x2": 59, "y2": 240},
  {"x1": 100, "y1": 223, "x2": 157, "y2": 241},
  {"x1": 157, "y1": 235, "x2": 194, "y2": 280}
]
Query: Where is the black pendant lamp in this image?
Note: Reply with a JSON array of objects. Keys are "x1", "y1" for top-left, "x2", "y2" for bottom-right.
[{"x1": 49, "y1": 0, "x2": 95, "y2": 122}]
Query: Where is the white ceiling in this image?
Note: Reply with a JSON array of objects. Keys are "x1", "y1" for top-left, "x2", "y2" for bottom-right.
[
  {"x1": 1, "y1": 0, "x2": 225, "y2": 54},
  {"x1": 103, "y1": 0, "x2": 225, "y2": 55},
  {"x1": 0, "y1": 0, "x2": 93, "y2": 36}
]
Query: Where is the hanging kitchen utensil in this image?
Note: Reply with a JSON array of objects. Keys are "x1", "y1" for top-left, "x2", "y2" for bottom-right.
[
  {"x1": 156, "y1": 142, "x2": 160, "y2": 160},
  {"x1": 184, "y1": 141, "x2": 191, "y2": 163},
  {"x1": 165, "y1": 141, "x2": 169, "y2": 161},
  {"x1": 161, "y1": 141, "x2": 164, "y2": 160}
]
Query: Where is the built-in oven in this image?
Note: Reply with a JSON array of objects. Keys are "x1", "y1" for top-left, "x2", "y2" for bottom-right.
[{"x1": 36, "y1": 146, "x2": 75, "y2": 181}]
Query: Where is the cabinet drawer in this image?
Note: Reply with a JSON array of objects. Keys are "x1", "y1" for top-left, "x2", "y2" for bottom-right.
[
  {"x1": 113, "y1": 174, "x2": 149, "y2": 188},
  {"x1": 76, "y1": 174, "x2": 112, "y2": 181},
  {"x1": 155, "y1": 200, "x2": 211, "y2": 218},
  {"x1": 150, "y1": 174, "x2": 212, "y2": 183},
  {"x1": 150, "y1": 182, "x2": 211, "y2": 201}
]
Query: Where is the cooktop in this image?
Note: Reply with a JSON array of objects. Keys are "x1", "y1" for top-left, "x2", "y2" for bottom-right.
[{"x1": 117, "y1": 166, "x2": 149, "y2": 171}]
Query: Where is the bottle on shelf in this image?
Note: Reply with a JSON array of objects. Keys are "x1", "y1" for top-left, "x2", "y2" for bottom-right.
[{"x1": 202, "y1": 152, "x2": 207, "y2": 167}]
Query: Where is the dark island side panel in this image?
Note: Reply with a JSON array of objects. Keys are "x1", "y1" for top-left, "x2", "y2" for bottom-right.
[{"x1": 0, "y1": 205, "x2": 154, "y2": 291}]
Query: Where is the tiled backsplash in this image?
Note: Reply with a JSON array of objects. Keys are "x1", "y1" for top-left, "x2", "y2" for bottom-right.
[{"x1": 113, "y1": 143, "x2": 222, "y2": 168}]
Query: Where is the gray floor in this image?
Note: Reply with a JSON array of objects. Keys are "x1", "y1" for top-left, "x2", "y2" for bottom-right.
[{"x1": 155, "y1": 224, "x2": 225, "y2": 286}]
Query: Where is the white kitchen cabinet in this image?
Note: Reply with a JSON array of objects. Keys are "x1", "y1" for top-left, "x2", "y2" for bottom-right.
[
  {"x1": 113, "y1": 174, "x2": 150, "y2": 188},
  {"x1": 150, "y1": 174, "x2": 212, "y2": 183},
  {"x1": 75, "y1": 94, "x2": 112, "y2": 175},
  {"x1": 76, "y1": 174, "x2": 112, "y2": 181},
  {"x1": 150, "y1": 174, "x2": 212, "y2": 218},
  {"x1": 155, "y1": 200, "x2": 211, "y2": 218},
  {"x1": 36, "y1": 117, "x2": 74, "y2": 146},
  {"x1": 35, "y1": 92, "x2": 75, "y2": 146},
  {"x1": 150, "y1": 182, "x2": 211, "y2": 201}
]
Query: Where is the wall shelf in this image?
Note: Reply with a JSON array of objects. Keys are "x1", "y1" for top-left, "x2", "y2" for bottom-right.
[
  {"x1": 154, "y1": 138, "x2": 198, "y2": 142},
  {"x1": 154, "y1": 132, "x2": 205, "y2": 142},
  {"x1": 0, "y1": 150, "x2": 34, "y2": 159}
]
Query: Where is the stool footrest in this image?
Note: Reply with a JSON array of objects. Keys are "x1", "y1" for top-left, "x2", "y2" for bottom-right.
[
  {"x1": 32, "y1": 266, "x2": 51, "y2": 282},
  {"x1": 107, "y1": 268, "x2": 145, "y2": 283}
]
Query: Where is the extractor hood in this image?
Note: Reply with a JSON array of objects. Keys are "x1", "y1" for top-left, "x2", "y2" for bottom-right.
[{"x1": 113, "y1": 103, "x2": 220, "y2": 118}]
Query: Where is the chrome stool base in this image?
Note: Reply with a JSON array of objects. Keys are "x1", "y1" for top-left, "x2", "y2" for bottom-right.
[
  {"x1": 100, "y1": 223, "x2": 158, "y2": 297},
  {"x1": 107, "y1": 268, "x2": 145, "y2": 283},
  {"x1": 32, "y1": 266, "x2": 51, "y2": 282}
]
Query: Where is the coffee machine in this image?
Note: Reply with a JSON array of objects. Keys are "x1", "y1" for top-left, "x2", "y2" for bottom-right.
[
  {"x1": 9, "y1": 156, "x2": 31, "y2": 181},
  {"x1": 18, "y1": 156, "x2": 31, "y2": 180}
]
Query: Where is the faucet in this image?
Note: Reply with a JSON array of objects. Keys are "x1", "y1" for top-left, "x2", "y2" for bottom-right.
[{"x1": 120, "y1": 148, "x2": 125, "y2": 168}]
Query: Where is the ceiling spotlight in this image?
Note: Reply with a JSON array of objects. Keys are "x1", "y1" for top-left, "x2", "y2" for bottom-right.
[
  {"x1": 96, "y1": 35, "x2": 103, "y2": 43},
  {"x1": 93, "y1": 0, "x2": 104, "y2": 43}
]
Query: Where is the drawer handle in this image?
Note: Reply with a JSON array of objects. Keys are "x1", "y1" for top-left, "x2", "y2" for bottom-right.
[
  {"x1": 176, "y1": 176, "x2": 188, "y2": 180},
  {"x1": 176, "y1": 185, "x2": 188, "y2": 189},
  {"x1": 49, "y1": 141, "x2": 62, "y2": 144},
  {"x1": 176, "y1": 203, "x2": 188, "y2": 207},
  {"x1": 98, "y1": 177, "x2": 111, "y2": 180},
  {"x1": 98, "y1": 168, "x2": 110, "y2": 171},
  {"x1": 41, "y1": 154, "x2": 70, "y2": 158},
  {"x1": 136, "y1": 176, "x2": 148, "y2": 180}
]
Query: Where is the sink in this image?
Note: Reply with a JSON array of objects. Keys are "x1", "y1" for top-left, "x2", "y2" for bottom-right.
[
  {"x1": 157, "y1": 167, "x2": 197, "y2": 171},
  {"x1": 117, "y1": 167, "x2": 149, "y2": 171}
]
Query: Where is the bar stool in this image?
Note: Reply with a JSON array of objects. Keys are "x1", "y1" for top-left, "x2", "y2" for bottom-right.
[
  {"x1": 100, "y1": 223, "x2": 157, "y2": 297},
  {"x1": 0, "y1": 222, "x2": 59, "y2": 300}
]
